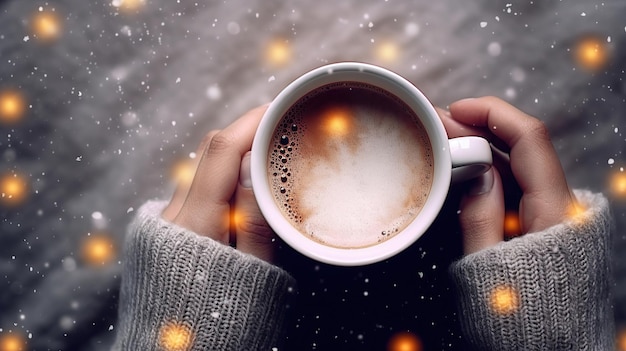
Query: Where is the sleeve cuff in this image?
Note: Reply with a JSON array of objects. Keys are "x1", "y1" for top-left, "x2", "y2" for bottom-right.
[
  {"x1": 449, "y1": 190, "x2": 614, "y2": 350},
  {"x1": 113, "y1": 201, "x2": 297, "y2": 351}
]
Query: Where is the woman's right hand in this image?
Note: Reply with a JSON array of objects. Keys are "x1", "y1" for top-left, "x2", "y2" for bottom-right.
[{"x1": 161, "y1": 104, "x2": 277, "y2": 263}]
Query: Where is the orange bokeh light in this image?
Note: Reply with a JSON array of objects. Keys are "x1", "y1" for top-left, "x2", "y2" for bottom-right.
[
  {"x1": 81, "y1": 234, "x2": 116, "y2": 266},
  {"x1": 159, "y1": 322, "x2": 193, "y2": 351},
  {"x1": 231, "y1": 208, "x2": 243, "y2": 228},
  {"x1": 376, "y1": 41, "x2": 400, "y2": 63},
  {"x1": 0, "y1": 333, "x2": 25, "y2": 351},
  {"x1": 113, "y1": 0, "x2": 147, "y2": 12},
  {"x1": 567, "y1": 201, "x2": 588, "y2": 225},
  {"x1": 610, "y1": 171, "x2": 626, "y2": 198},
  {"x1": 31, "y1": 11, "x2": 62, "y2": 42},
  {"x1": 387, "y1": 331, "x2": 423, "y2": 351},
  {"x1": 0, "y1": 173, "x2": 29, "y2": 207},
  {"x1": 171, "y1": 159, "x2": 197, "y2": 188},
  {"x1": 489, "y1": 285, "x2": 519, "y2": 315},
  {"x1": 264, "y1": 39, "x2": 291, "y2": 67},
  {"x1": 321, "y1": 107, "x2": 353, "y2": 137},
  {"x1": 0, "y1": 90, "x2": 26, "y2": 125},
  {"x1": 617, "y1": 326, "x2": 626, "y2": 351},
  {"x1": 503, "y1": 211, "x2": 521, "y2": 238},
  {"x1": 575, "y1": 36, "x2": 609, "y2": 71}
]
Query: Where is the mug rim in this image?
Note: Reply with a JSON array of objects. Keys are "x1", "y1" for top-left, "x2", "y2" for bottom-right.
[{"x1": 251, "y1": 62, "x2": 452, "y2": 266}]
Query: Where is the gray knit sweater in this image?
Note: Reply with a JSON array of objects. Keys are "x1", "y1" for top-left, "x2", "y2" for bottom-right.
[{"x1": 112, "y1": 190, "x2": 613, "y2": 350}]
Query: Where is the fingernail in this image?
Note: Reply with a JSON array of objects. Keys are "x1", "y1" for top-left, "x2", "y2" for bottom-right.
[
  {"x1": 468, "y1": 168, "x2": 494, "y2": 196},
  {"x1": 456, "y1": 97, "x2": 476, "y2": 103},
  {"x1": 240, "y1": 152, "x2": 253, "y2": 189}
]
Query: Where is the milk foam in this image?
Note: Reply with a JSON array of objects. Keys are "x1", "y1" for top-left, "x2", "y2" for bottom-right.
[{"x1": 268, "y1": 82, "x2": 433, "y2": 248}]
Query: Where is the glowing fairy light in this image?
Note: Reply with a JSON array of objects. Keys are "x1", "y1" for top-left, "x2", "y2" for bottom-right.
[
  {"x1": 0, "y1": 90, "x2": 26, "y2": 125},
  {"x1": 488, "y1": 285, "x2": 519, "y2": 315},
  {"x1": 81, "y1": 234, "x2": 116, "y2": 266},
  {"x1": 574, "y1": 36, "x2": 609, "y2": 71},
  {"x1": 387, "y1": 331, "x2": 423, "y2": 351},
  {"x1": 321, "y1": 107, "x2": 353, "y2": 137},
  {"x1": 112, "y1": 0, "x2": 146, "y2": 12},
  {"x1": 31, "y1": 10, "x2": 62, "y2": 42},
  {"x1": 0, "y1": 173, "x2": 29, "y2": 207},
  {"x1": 171, "y1": 159, "x2": 197, "y2": 188},
  {"x1": 264, "y1": 39, "x2": 291, "y2": 67},
  {"x1": 159, "y1": 322, "x2": 193, "y2": 351},
  {"x1": 503, "y1": 211, "x2": 521, "y2": 238},
  {"x1": 567, "y1": 201, "x2": 588, "y2": 225},
  {"x1": 376, "y1": 41, "x2": 400, "y2": 63},
  {"x1": 610, "y1": 171, "x2": 626, "y2": 198},
  {"x1": 617, "y1": 326, "x2": 626, "y2": 351},
  {"x1": 231, "y1": 208, "x2": 243, "y2": 228},
  {"x1": 0, "y1": 333, "x2": 25, "y2": 351}
]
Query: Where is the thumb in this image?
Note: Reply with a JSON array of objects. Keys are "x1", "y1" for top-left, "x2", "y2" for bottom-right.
[
  {"x1": 458, "y1": 168, "x2": 505, "y2": 255},
  {"x1": 232, "y1": 151, "x2": 276, "y2": 263}
]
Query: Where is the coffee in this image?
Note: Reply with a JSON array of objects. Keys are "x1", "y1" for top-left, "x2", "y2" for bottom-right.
[{"x1": 267, "y1": 82, "x2": 433, "y2": 249}]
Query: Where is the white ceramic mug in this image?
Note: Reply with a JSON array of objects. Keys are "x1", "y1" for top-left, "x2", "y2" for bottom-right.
[{"x1": 251, "y1": 62, "x2": 492, "y2": 266}]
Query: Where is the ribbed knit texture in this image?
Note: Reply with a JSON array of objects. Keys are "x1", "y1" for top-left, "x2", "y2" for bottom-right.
[
  {"x1": 112, "y1": 191, "x2": 612, "y2": 350},
  {"x1": 450, "y1": 190, "x2": 613, "y2": 350},
  {"x1": 111, "y1": 201, "x2": 296, "y2": 351}
]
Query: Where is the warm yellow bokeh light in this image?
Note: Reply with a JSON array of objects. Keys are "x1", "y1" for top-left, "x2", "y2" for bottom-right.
[
  {"x1": 575, "y1": 36, "x2": 609, "y2": 71},
  {"x1": 387, "y1": 331, "x2": 423, "y2": 351},
  {"x1": 0, "y1": 173, "x2": 29, "y2": 207},
  {"x1": 112, "y1": 0, "x2": 147, "y2": 12},
  {"x1": 159, "y1": 322, "x2": 193, "y2": 351},
  {"x1": 567, "y1": 202, "x2": 588, "y2": 225},
  {"x1": 489, "y1": 285, "x2": 519, "y2": 315},
  {"x1": 0, "y1": 333, "x2": 25, "y2": 351},
  {"x1": 171, "y1": 159, "x2": 197, "y2": 188},
  {"x1": 322, "y1": 107, "x2": 353, "y2": 137},
  {"x1": 231, "y1": 208, "x2": 244, "y2": 229},
  {"x1": 503, "y1": 211, "x2": 521, "y2": 238},
  {"x1": 616, "y1": 327, "x2": 626, "y2": 351},
  {"x1": 31, "y1": 11, "x2": 62, "y2": 42},
  {"x1": 376, "y1": 41, "x2": 400, "y2": 63},
  {"x1": 610, "y1": 171, "x2": 626, "y2": 198},
  {"x1": 81, "y1": 234, "x2": 116, "y2": 266},
  {"x1": 0, "y1": 90, "x2": 26, "y2": 124},
  {"x1": 264, "y1": 39, "x2": 291, "y2": 67}
]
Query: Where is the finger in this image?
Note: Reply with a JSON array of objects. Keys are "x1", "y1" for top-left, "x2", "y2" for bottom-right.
[
  {"x1": 437, "y1": 107, "x2": 485, "y2": 139},
  {"x1": 459, "y1": 168, "x2": 505, "y2": 254},
  {"x1": 162, "y1": 130, "x2": 219, "y2": 221},
  {"x1": 449, "y1": 97, "x2": 575, "y2": 233},
  {"x1": 438, "y1": 106, "x2": 518, "y2": 208},
  {"x1": 232, "y1": 152, "x2": 276, "y2": 262},
  {"x1": 437, "y1": 106, "x2": 509, "y2": 154},
  {"x1": 173, "y1": 105, "x2": 268, "y2": 241}
]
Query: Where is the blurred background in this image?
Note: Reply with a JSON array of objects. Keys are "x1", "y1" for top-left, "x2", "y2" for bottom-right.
[{"x1": 0, "y1": 0, "x2": 625, "y2": 350}]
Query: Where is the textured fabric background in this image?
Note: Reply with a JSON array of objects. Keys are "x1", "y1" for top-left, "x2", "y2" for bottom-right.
[{"x1": 1, "y1": 0, "x2": 624, "y2": 350}]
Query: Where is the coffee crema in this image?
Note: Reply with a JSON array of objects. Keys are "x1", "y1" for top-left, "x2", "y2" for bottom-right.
[{"x1": 268, "y1": 82, "x2": 433, "y2": 249}]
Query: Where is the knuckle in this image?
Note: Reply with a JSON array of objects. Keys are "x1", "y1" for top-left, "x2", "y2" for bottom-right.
[
  {"x1": 237, "y1": 213, "x2": 273, "y2": 241},
  {"x1": 459, "y1": 209, "x2": 495, "y2": 235},
  {"x1": 524, "y1": 118, "x2": 551, "y2": 141},
  {"x1": 205, "y1": 132, "x2": 236, "y2": 156},
  {"x1": 482, "y1": 95, "x2": 502, "y2": 104},
  {"x1": 200, "y1": 130, "x2": 220, "y2": 148}
]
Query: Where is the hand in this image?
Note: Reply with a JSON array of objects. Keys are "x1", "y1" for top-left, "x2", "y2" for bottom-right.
[
  {"x1": 439, "y1": 97, "x2": 578, "y2": 255},
  {"x1": 161, "y1": 104, "x2": 276, "y2": 263}
]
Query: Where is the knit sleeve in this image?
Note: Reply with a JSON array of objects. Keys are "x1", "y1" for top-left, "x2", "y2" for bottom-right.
[
  {"x1": 449, "y1": 190, "x2": 613, "y2": 351},
  {"x1": 111, "y1": 201, "x2": 297, "y2": 351}
]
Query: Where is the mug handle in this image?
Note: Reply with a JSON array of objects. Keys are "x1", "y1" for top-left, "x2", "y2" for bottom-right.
[{"x1": 449, "y1": 136, "x2": 493, "y2": 183}]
